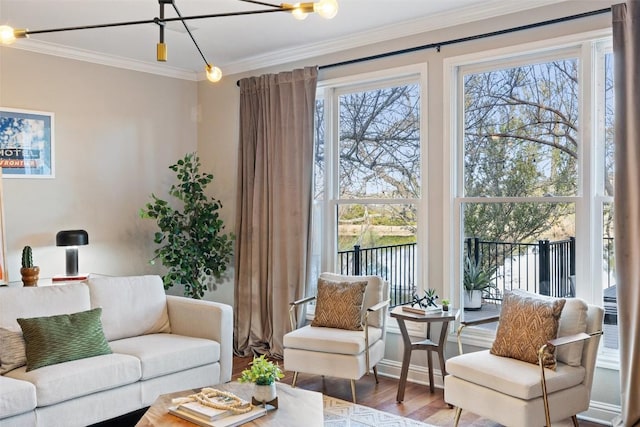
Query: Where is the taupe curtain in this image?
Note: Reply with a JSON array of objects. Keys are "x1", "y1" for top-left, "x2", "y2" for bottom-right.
[
  {"x1": 613, "y1": 2, "x2": 640, "y2": 426},
  {"x1": 233, "y1": 66, "x2": 318, "y2": 358}
]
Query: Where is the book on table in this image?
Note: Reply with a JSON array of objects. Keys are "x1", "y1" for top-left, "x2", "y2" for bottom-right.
[
  {"x1": 169, "y1": 404, "x2": 267, "y2": 427},
  {"x1": 401, "y1": 305, "x2": 442, "y2": 315},
  {"x1": 176, "y1": 401, "x2": 232, "y2": 421}
]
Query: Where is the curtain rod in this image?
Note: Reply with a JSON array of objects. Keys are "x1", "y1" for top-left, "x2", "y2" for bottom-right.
[
  {"x1": 319, "y1": 7, "x2": 612, "y2": 70},
  {"x1": 236, "y1": 6, "x2": 611, "y2": 86}
]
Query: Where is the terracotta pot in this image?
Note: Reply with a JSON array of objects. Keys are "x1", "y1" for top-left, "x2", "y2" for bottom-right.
[
  {"x1": 253, "y1": 383, "x2": 277, "y2": 403},
  {"x1": 20, "y1": 266, "x2": 40, "y2": 287}
]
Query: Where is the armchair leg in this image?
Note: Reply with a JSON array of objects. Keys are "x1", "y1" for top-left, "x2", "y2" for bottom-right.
[
  {"x1": 350, "y1": 379, "x2": 357, "y2": 404},
  {"x1": 372, "y1": 366, "x2": 379, "y2": 383},
  {"x1": 571, "y1": 415, "x2": 579, "y2": 427},
  {"x1": 292, "y1": 372, "x2": 299, "y2": 388},
  {"x1": 453, "y1": 407, "x2": 462, "y2": 427}
]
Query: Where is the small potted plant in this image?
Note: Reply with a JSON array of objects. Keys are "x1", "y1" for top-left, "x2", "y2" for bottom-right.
[
  {"x1": 20, "y1": 246, "x2": 40, "y2": 287},
  {"x1": 238, "y1": 355, "x2": 284, "y2": 403},
  {"x1": 441, "y1": 299, "x2": 450, "y2": 312},
  {"x1": 463, "y1": 255, "x2": 497, "y2": 310}
]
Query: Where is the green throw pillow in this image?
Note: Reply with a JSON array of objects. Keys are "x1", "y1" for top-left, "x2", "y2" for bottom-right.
[{"x1": 17, "y1": 307, "x2": 112, "y2": 371}]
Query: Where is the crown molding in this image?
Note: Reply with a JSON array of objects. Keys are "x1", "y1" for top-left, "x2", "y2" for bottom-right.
[
  {"x1": 221, "y1": 0, "x2": 568, "y2": 76},
  {"x1": 9, "y1": 39, "x2": 198, "y2": 81},
  {"x1": 6, "y1": 0, "x2": 570, "y2": 81}
]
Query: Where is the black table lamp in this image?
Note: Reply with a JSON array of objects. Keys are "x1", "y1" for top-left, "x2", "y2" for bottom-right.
[{"x1": 56, "y1": 230, "x2": 89, "y2": 277}]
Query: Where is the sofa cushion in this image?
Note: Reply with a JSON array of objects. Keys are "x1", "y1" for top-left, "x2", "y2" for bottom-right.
[
  {"x1": 283, "y1": 324, "x2": 383, "y2": 355},
  {"x1": 17, "y1": 308, "x2": 112, "y2": 371},
  {"x1": 0, "y1": 283, "x2": 90, "y2": 330},
  {"x1": 0, "y1": 328, "x2": 26, "y2": 374},
  {"x1": 108, "y1": 333, "x2": 219, "y2": 380},
  {"x1": 311, "y1": 279, "x2": 367, "y2": 330},
  {"x1": 88, "y1": 275, "x2": 171, "y2": 341},
  {"x1": 446, "y1": 349, "x2": 585, "y2": 400},
  {"x1": 491, "y1": 289, "x2": 565, "y2": 369},
  {"x1": 0, "y1": 375, "x2": 36, "y2": 419},
  {"x1": 5, "y1": 353, "x2": 141, "y2": 407}
]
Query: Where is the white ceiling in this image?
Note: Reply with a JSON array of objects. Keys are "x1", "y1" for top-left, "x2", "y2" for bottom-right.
[{"x1": 0, "y1": 0, "x2": 572, "y2": 79}]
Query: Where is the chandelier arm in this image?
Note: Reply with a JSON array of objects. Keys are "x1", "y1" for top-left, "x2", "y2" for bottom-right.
[
  {"x1": 23, "y1": 8, "x2": 287, "y2": 37},
  {"x1": 170, "y1": 1, "x2": 208, "y2": 67},
  {"x1": 238, "y1": 0, "x2": 286, "y2": 8}
]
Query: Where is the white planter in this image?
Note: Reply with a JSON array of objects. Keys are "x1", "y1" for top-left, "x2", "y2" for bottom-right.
[
  {"x1": 253, "y1": 383, "x2": 277, "y2": 403},
  {"x1": 464, "y1": 289, "x2": 483, "y2": 310}
]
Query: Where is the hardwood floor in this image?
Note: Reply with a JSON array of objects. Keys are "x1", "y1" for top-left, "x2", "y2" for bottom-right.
[{"x1": 232, "y1": 355, "x2": 605, "y2": 427}]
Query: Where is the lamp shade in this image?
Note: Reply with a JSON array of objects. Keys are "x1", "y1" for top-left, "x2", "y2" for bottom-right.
[{"x1": 56, "y1": 230, "x2": 89, "y2": 247}]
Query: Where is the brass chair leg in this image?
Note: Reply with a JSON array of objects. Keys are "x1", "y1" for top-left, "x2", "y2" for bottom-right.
[
  {"x1": 571, "y1": 415, "x2": 579, "y2": 427},
  {"x1": 453, "y1": 407, "x2": 462, "y2": 427},
  {"x1": 372, "y1": 366, "x2": 379, "y2": 383},
  {"x1": 350, "y1": 379, "x2": 357, "y2": 403},
  {"x1": 291, "y1": 372, "x2": 298, "y2": 388}
]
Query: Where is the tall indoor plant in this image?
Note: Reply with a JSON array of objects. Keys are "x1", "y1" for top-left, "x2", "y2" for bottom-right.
[{"x1": 140, "y1": 153, "x2": 234, "y2": 299}]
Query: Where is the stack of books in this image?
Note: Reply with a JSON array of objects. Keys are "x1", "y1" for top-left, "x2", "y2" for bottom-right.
[{"x1": 169, "y1": 394, "x2": 267, "y2": 427}]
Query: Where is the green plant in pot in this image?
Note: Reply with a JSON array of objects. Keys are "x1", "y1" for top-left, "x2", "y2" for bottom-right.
[
  {"x1": 20, "y1": 246, "x2": 40, "y2": 287},
  {"x1": 140, "y1": 153, "x2": 234, "y2": 299},
  {"x1": 463, "y1": 255, "x2": 497, "y2": 309},
  {"x1": 238, "y1": 355, "x2": 284, "y2": 403}
]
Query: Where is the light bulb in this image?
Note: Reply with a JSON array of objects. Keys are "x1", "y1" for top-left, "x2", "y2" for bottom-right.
[
  {"x1": 206, "y1": 65, "x2": 222, "y2": 83},
  {"x1": 0, "y1": 26, "x2": 16, "y2": 44},
  {"x1": 314, "y1": 0, "x2": 338, "y2": 19},
  {"x1": 292, "y1": 4, "x2": 309, "y2": 20}
]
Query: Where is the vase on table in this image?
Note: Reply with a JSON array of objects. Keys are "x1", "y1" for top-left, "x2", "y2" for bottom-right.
[{"x1": 253, "y1": 383, "x2": 277, "y2": 403}]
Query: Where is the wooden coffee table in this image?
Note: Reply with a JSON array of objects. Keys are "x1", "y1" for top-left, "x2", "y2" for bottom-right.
[{"x1": 136, "y1": 382, "x2": 323, "y2": 426}]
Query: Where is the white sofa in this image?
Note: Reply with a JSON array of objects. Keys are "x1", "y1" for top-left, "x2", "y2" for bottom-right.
[{"x1": 0, "y1": 275, "x2": 233, "y2": 427}]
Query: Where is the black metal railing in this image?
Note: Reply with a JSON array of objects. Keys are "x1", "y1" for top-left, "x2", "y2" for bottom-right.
[
  {"x1": 464, "y1": 237, "x2": 576, "y2": 300},
  {"x1": 338, "y1": 243, "x2": 416, "y2": 306},
  {"x1": 338, "y1": 236, "x2": 615, "y2": 307}
]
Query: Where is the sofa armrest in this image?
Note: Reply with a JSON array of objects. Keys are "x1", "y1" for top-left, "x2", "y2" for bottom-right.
[{"x1": 166, "y1": 296, "x2": 233, "y2": 383}]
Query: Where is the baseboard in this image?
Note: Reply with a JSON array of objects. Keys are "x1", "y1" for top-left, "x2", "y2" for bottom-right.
[{"x1": 376, "y1": 358, "x2": 621, "y2": 425}]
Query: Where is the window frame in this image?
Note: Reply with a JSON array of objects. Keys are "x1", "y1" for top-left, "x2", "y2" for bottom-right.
[
  {"x1": 443, "y1": 30, "x2": 618, "y2": 365},
  {"x1": 312, "y1": 64, "x2": 428, "y2": 332}
]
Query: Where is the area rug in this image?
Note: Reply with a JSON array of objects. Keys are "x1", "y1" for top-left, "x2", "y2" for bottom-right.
[{"x1": 323, "y1": 396, "x2": 435, "y2": 427}]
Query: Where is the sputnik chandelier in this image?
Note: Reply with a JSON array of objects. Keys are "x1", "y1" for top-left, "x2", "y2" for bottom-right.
[{"x1": 0, "y1": 0, "x2": 339, "y2": 83}]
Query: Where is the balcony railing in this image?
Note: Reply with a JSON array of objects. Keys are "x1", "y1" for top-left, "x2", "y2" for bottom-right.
[
  {"x1": 337, "y1": 235, "x2": 617, "y2": 307},
  {"x1": 465, "y1": 237, "x2": 576, "y2": 300},
  {"x1": 338, "y1": 243, "x2": 416, "y2": 307}
]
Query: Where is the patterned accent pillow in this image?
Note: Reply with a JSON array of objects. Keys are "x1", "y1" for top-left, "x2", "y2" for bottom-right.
[
  {"x1": 0, "y1": 328, "x2": 26, "y2": 374},
  {"x1": 311, "y1": 279, "x2": 368, "y2": 330},
  {"x1": 17, "y1": 307, "x2": 112, "y2": 371},
  {"x1": 490, "y1": 290, "x2": 566, "y2": 369}
]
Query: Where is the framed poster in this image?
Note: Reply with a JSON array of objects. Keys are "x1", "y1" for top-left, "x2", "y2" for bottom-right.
[{"x1": 0, "y1": 107, "x2": 55, "y2": 178}]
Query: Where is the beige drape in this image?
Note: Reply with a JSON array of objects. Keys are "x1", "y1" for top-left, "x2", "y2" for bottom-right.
[
  {"x1": 613, "y1": 2, "x2": 640, "y2": 426},
  {"x1": 233, "y1": 67, "x2": 318, "y2": 358}
]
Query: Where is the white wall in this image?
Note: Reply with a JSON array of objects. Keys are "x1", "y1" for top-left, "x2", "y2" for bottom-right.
[
  {"x1": 0, "y1": 47, "x2": 198, "y2": 286},
  {"x1": 196, "y1": 1, "x2": 620, "y2": 423}
]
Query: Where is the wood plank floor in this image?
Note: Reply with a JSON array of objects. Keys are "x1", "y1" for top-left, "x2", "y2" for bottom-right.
[{"x1": 233, "y1": 355, "x2": 604, "y2": 427}]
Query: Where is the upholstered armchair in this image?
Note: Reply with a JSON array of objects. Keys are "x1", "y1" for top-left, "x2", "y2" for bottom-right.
[
  {"x1": 283, "y1": 273, "x2": 390, "y2": 403},
  {"x1": 444, "y1": 289, "x2": 603, "y2": 427}
]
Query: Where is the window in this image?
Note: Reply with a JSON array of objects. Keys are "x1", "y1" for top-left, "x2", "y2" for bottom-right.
[
  {"x1": 311, "y1": 68, "x2": 424, "y2": 306},
  {"x1": 452, "y1": 39, "x2": 616, "y2": 350}
]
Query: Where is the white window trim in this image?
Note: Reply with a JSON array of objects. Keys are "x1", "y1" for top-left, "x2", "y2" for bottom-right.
[
  {"x1": 443, "y1": 29, "x2": 618, "y2": 367},
  {"x1": 316, "y1": 63, "x2": 428, "y2": 299}
]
